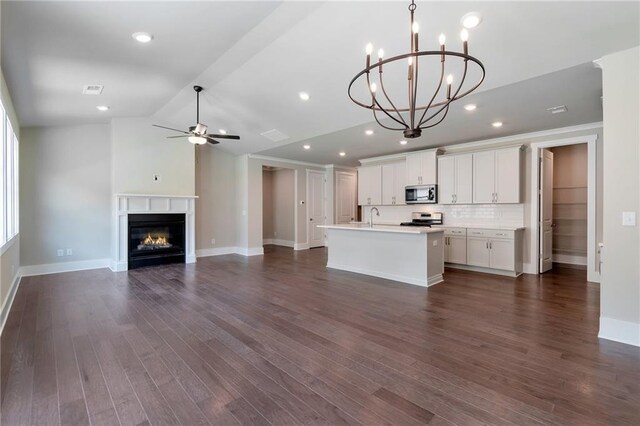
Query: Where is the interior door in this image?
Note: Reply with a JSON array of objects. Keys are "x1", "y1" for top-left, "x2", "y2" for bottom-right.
[
  {"x1": 307, "y1": 170, "x2": 326, "y2": 248},
  {"x1": 336, "y1": 172, "x2": 356, "y2": 224},
  {"x1": 539, "y1": 149, "x2": 554, "y2": 272}
]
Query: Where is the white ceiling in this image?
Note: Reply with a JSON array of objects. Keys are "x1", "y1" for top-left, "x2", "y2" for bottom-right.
[{"x1": 2, "y1": 1, "x2": 639, "y2": 163}]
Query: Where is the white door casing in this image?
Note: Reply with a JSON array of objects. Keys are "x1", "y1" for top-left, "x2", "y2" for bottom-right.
[
  {"x1": 307, "y1": 169, "x2": 326, "y2": 248},
  {"x1": 539, "y1": 149, "x2": 554, "y2": 273}
]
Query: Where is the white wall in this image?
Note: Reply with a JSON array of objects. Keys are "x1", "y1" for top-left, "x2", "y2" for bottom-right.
[
  {"x1": 1, "y1": 70, "x2": 21, "y2": 317},
  {"x1": 600, "y1": 46, "x2": 640, "y2": 346},
  {"x1": 111, "y1": 117, "x2": 195, "y2": 195},
  {"x1": 195, "y1": 146, "x2": 238, "y2": 252},
  {"x1": 20, "y1": 124, "x2": 112, "y2": 266}
]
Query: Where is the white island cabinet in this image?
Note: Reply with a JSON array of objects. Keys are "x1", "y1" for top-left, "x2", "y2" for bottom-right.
[{"x1": 319, "y1": 224, "x2": 444, "y2": 287}]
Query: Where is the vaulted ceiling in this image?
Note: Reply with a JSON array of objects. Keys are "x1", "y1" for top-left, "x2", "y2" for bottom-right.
[{"x1": 2, "y1": 1, "x2": 639, "y2": 165}]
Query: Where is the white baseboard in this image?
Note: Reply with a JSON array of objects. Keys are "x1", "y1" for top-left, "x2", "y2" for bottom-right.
[
  {"x1": 236, "y1": 247, "x2": 264, "y2": 256},
  {"x1": 196, "y1": 247, "x2": 237, "y2": 258},
  {"x1": 0, "y1": 272, "x2": 21, "y2": 335},
  {"x1": 599, "y1": 316, "x2": 640, "y2": 347},
  {"x1": 553, "y1": 253, "x2": 587, "y2": 266},
  {"x1": 264, "y1": 239, "x2": 294, "y2": 248},
  {"x1": 294, "y1": 243, "x2": 309, "y2": 251},
  {"x1": 444, "y1": 262, "x2": 521, "y2": 277},
  {"x1": 20, "y1": 258, "x2": 112, "y2": 277}
]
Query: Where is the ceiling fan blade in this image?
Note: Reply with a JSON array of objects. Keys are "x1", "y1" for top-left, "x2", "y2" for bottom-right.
[
  {"x1": 167, "y1": 135, "x2": 191, "y2": 138},
  {"x1": 205, "y1": 134, "x2": 240, "y2": 140},
  {"x1": 205, "y1": 137, "x2": 220, "y2": 145},
  {"x1": 153, "y1": 124, "x2": 190, "y2": 134}
]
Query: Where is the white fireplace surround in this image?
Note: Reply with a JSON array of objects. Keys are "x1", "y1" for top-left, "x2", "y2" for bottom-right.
[{"x1": 112, "y1": 194, "x2": 198, "y2": 271}]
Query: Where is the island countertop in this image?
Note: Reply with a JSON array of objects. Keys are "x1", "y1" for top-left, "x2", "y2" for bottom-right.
[{"x1": 318, "y1": 223, "x2": 444, "y2": 235}]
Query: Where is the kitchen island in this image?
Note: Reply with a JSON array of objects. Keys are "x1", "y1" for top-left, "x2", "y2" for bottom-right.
[{"x1": 318, "y1": 224, "x2": 444, "y2": 287}]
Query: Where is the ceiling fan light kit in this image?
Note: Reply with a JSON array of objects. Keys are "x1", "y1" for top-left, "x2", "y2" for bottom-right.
[
  {"x1": 348, "y1": 0, "x2": 485, "y2": 139},
  {"x1": 153, "y1": 85, "x2": 241, "y2": 145}
]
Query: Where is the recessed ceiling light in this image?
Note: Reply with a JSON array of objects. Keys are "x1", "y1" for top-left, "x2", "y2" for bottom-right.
[
  {"x1": 299, "y1": 92, "x2": 310, "y2": 101},
  {"x1": 461, "y1": 12, "x2": 482, "y2": 29},
  {"x1": 96, "y1": 105, "x2": 110, "y2": 111},
  {"x1": 218, "y1": 129, "x2": 227, "y2": 134},
  {"x1": 399, "y1": 140, "x2": 408, "y2": 145},
  {"x1": 464, "y1": 104, "x2": 477, "y2": 111},
  {"x1": 339, "y1": 152, "x2": 346, "y2": 157},
  {"x1": 132, "y1": 32, "x2": 153, "y2": 43},
  {"x1": 303, "y1": 144, "x2": 311, "y2": 150},
  {"x1": 365, "y1": 129, "x2": 374, "y2": 136},
  {"x1": 492, "y1": 121, "x2": 503, "y2": 128}
]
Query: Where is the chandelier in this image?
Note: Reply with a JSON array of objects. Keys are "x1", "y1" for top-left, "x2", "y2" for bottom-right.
[{"x1": 348, "y1": 0, "x2": 485, "y2": 138}]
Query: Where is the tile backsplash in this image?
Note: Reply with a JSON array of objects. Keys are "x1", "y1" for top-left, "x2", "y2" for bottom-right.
[{"x1": 361, "y1": 204, "x2": 525, "y2": 228}]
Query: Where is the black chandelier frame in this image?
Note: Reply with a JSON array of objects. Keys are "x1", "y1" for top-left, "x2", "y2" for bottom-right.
[{"x1": 348, "y1": 1, "x2": 486, "y2": 139}]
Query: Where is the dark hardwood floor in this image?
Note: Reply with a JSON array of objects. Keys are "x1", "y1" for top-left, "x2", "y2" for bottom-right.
[{"x1": 2, "y1": 246, "x2": 639, "y2": 425}]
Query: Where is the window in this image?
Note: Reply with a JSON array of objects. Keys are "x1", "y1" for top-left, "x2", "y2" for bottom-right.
[{"x1": 1, "y1": 99, "x2": 19, "y2": 250}]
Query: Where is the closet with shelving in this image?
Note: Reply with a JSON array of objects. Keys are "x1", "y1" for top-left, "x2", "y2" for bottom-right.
[{"x1": 551, "y1": 144, "x2": 588, "y2": 265}]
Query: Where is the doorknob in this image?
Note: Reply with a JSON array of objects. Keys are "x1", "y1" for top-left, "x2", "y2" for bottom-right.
[{"x1": 309, "y1": 218, "x2": 313, "y2": 221}]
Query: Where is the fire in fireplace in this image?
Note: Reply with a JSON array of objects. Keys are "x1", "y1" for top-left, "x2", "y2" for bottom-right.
[{"x1": 128, "y1": 214, "x2": 185, "y2": 269}]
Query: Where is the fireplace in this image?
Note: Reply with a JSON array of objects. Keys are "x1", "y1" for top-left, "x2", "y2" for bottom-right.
[{"x1": 128, "y1": 213, "x2": 185, "y2": 269}]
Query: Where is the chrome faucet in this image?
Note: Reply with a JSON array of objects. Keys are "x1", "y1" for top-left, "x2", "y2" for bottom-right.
[{"x1": 369, "y1": 207, "x2": 380, "y2": 227}]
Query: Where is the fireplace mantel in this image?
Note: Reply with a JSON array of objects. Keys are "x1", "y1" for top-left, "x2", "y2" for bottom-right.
[{"x1": 112, "y1": 194, "x2": 198, "y2": 271}]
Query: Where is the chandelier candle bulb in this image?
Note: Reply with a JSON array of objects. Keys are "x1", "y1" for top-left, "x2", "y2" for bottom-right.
[
  {"x1": 461, "y1": 29, "x2": 469, "y2": 55},
  {"x1": 370, "y1": 82, "x2": 377, "y2": 94}
]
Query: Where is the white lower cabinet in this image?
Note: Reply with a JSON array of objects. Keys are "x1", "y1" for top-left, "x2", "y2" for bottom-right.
[
  {"x1": 443, "y1": 227, "x2": 522, "y2": 276},
  {"x1": 443, "y1": 228, "x2": 467, "y2": 264}
]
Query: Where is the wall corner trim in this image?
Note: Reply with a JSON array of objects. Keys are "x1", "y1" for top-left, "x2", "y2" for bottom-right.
[{"x1": 599, "y1": 316, "x2": 640, "y2": 347}]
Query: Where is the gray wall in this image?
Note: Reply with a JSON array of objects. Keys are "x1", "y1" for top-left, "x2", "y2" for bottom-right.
[
  {"x1": 262, "y1": 168, "x2": 295, "y2": 243},
  {"x1": 111, "y1": 117, "x2": 195, "y2": 195},
  {"x1": 20, "y1": 124, "x2": 111, "y2": 265},
  {"x1": 271, "y1": 169, "x2": 295, "y2": 242},
  {"x1": 262, "y1": 170, "x2": 273, "y2": 239},
  {"x1": 601, "y1": 46, "x2": 640, "y2": 343},
  {"x1": 195, "y1": 146, "x2": 238, "y2": 250}
]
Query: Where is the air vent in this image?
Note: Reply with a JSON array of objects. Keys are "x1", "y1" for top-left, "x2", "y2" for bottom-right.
[
  {"x1": 82, "y1": 85, "x2": 104, "y2": 95},
  {"x1": 260, "y1": 129, "x2": 289, "y2": 142},
  {"x1": 546, "y1": 105, "x2": 567, "y2": 114}
]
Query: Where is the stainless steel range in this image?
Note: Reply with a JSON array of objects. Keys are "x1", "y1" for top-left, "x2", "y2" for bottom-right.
[{"x1": 400, "y1": 212, "x2": 443, "y2": 227}]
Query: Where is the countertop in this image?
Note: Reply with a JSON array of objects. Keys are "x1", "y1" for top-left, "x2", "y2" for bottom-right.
[{"x1": 318, "y1": 223, "x2": 444, "y2": 234}]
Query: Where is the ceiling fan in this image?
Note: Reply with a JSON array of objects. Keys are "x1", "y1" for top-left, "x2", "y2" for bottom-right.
[{"x1": 153, "y1": 85, "x2": 240, "y2": 145}]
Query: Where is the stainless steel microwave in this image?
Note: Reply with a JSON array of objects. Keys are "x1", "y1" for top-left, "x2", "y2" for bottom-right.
[{"x1": 405, "y1": 184, "x2": 437, "y2": 204}]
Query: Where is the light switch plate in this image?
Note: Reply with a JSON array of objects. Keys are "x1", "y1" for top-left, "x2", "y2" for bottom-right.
[{"x1": 622, "y1": 211, "x2": 636, "y2": 226}]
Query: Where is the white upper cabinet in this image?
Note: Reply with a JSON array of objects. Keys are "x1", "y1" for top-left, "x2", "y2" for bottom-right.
[
  {"x1": 472, "y1": 150, "x2": 496, "y2": 204},
  {"x1": 382, "y1": 162, "x2": 407, "y2": 205},
  {"x1": 357, "y1": 165, "x2": 382, "y2": 206},
  {"x1": 472, "y1": 147, "x2": 522, "y2": 204},
  {"x1": 406, "y1": 150, "x2": 437, "y2": 185},
  {"x1": 437, "y1": 153, "x2": 472, "y2": 204}
]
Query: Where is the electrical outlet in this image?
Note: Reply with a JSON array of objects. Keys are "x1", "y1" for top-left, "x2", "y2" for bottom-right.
[
  {"x1": 153, "y1": 173, "x2": 162, "y2": 183},
  {"x1": 433, "y1": 240, "x2": 438, "y2": 246},
  {"x1": 210, "y1": 238, "x2": 216, "y2": 245},
  {"x1": 66, "y1": 249, "x2": 73, "y2": 256},
  {"x1": 57, "y1": 249, "x2": 64, "y2": 257}
]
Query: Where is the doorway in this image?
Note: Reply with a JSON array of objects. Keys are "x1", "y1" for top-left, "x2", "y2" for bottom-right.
[
  {"x1": 306, "y1": 169, "x2": 326, "y2": 248},
  {"x1": 532, "y1": 135, "x2": 598, "y2": 281},
  {"x1": 262, "y1": 166, "x2": 295, "y2": 248}
]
